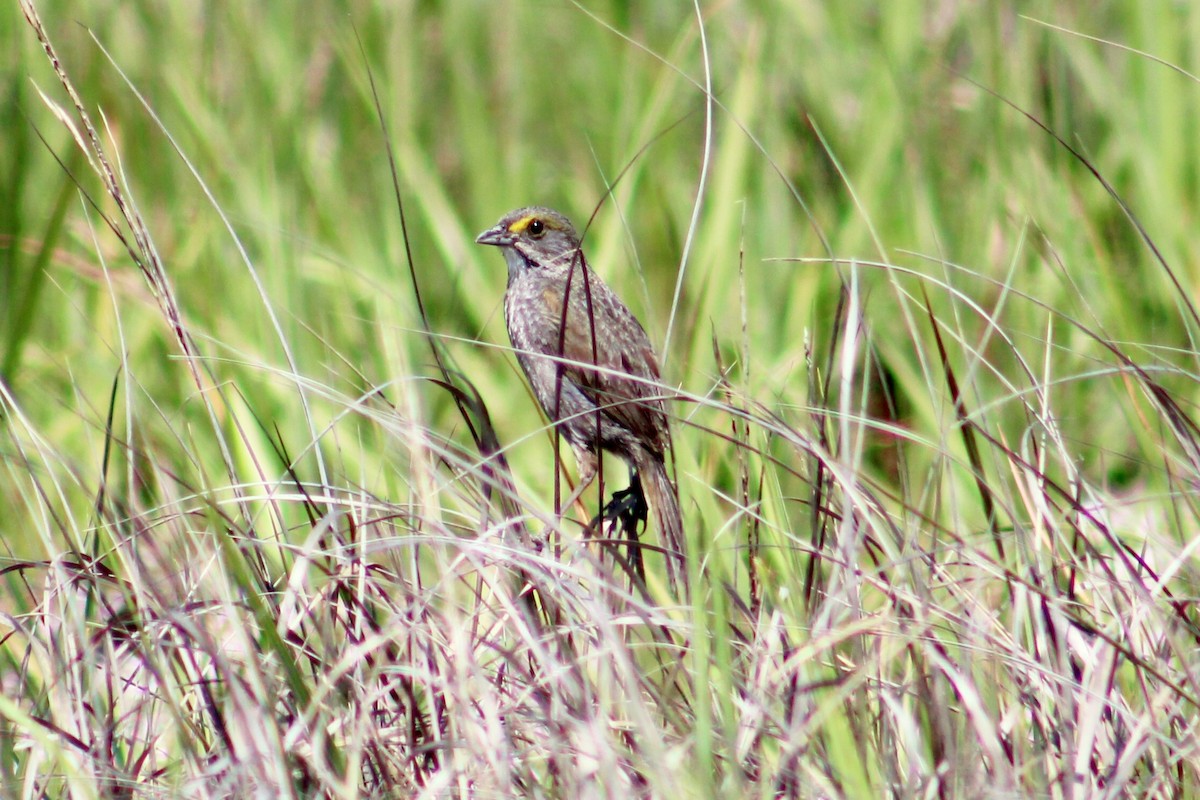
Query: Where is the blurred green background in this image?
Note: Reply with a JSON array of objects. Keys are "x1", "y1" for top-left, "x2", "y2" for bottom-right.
[{"x1": 4, "y1": 0, "x2": 1199, "y2": 540}]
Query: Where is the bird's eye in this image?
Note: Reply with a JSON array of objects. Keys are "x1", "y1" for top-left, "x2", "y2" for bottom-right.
[{"x1": 527, "y1": 219, "x2": 545, "y2": 237}]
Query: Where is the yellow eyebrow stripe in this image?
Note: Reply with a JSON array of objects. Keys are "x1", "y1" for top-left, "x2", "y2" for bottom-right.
[{"x1": 508, "y1": 214, "x2": 538, "y2": 234}]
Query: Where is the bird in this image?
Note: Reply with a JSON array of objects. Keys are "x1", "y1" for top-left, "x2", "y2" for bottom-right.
[{"x1": 475, "y1": 206, "x2": 686, "y2": 593}]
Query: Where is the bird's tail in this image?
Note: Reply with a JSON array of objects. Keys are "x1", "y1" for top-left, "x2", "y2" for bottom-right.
[{"x1": 637, "y1": 451, "x2": 687, "y2": 596}]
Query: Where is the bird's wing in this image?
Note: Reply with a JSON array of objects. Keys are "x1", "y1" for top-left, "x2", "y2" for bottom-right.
[{"x1": 548, "y1": 268, "x2": 671, "y2": 452}]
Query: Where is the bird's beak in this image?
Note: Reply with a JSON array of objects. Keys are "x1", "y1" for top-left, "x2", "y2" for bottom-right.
[{"x1": 475, "y1": 225, "x2": 514, "y2": 247}]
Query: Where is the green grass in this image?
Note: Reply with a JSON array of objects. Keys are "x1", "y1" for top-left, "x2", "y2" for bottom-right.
[{"x1": 4, "y1": 0, "x2": 1200, "y2": 797}]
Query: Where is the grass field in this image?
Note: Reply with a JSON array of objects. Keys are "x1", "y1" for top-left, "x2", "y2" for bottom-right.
[{"x1": 3, "y1": 1, "x2": 1200, "y2": 797}]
